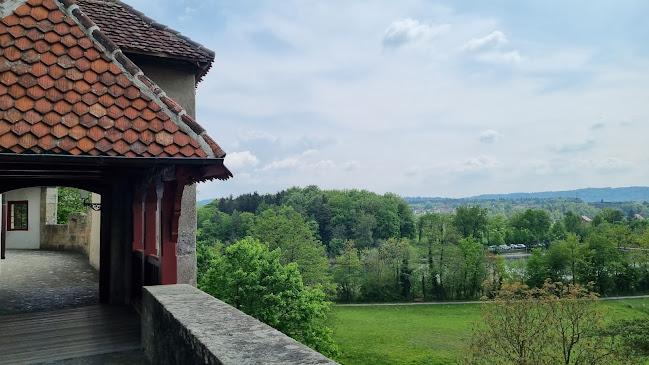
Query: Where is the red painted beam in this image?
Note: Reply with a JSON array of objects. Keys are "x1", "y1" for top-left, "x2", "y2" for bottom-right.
[
  {"x1": 144, "y1": 184, "x2": 158, "y2": 258},
  {"x1": 160, "y1": 181, "x2": 178, "y2": 285},
  {"x1": 1, "y1": 199, "x2": 6, "y2": 259},
  {"x1": 132, "y1": 188, "x2": 144, "y2": 252}
]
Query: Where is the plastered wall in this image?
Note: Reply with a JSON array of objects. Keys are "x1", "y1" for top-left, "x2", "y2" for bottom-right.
[{"x1": 5, "y1": 188, "x2": 41, "y2": 249}]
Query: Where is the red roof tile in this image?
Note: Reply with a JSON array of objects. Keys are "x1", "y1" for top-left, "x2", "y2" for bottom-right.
[
  {"x1": 0, "y1": 0, "x2": 228, "y2": 167},
  {"x1": 76, "y1": 0, "x2": 214, "y2": 82}
]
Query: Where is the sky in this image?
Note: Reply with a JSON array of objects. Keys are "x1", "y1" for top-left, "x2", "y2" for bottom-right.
[{"x1": 125, "y1": 0, "x2": 649, "y2": 200}]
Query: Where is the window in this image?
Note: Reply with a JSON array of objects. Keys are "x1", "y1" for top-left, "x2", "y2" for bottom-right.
[{"x1": 8, "y1": 201, "x2": 28, "y2": 231}]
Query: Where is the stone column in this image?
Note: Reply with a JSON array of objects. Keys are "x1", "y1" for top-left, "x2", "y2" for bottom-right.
[{"x1": 176, "y1": 184, "x2": 197, "y2": 286}]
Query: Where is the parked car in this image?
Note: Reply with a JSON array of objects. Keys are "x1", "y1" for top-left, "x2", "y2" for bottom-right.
[{"x1": 498, "y1": 244, "x2": 510, "y2": 250}]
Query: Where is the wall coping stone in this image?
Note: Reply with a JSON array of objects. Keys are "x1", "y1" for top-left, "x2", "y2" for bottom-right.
[{"x1": 142, "y1": 284, "x2": 338, "y2": 365}]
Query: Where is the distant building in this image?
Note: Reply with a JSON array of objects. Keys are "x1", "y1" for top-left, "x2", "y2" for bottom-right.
[
  {"x1": 581, "y1": 215, "x2": 592, "y2": 223},
  {"x1": 635, "y1": 214, "x2": 645, "y2": 220}
]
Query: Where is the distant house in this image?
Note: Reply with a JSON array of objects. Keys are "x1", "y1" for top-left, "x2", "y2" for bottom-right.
[
  {"x1": 635, "y1": 214, "x2": 645, "y2": 220},
  {"x1": 581, "y1": 215, "x2": 592, "y2": 223}
]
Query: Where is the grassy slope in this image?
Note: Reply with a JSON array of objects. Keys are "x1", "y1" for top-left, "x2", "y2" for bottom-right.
[{"x1": 330, "y1": 298, "x2": 649, "y2": 365}]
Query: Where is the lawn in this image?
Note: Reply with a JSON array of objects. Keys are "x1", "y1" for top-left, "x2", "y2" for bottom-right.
[{"x1": 330, "y1": 298, "x2": 649, "y2": 365}]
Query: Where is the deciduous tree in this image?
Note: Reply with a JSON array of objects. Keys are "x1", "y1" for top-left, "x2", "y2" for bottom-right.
[
  {"x1": 200, "y1": 237, "x2": 340, "y2": 358},
  {"x1": 465, "y1": 281, "x2": 621, "y2": 365}
]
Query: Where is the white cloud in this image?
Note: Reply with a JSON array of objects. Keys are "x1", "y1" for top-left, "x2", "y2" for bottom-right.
[
  {"x1": 462, "y1": 30, "x2": 522, "y2": 65},
  {"x1": 476, "y1": 50, "x2": 523, "y2": 64},
  {"x1": 551, "y1": 140, "x2": 596, "y2": 154},
  {"x1": 462, "y1": 30, "x2": 507, "y2": 52},
  {"x1": 590, "y1": 123, "x2": 605, "y2": 130},
  {"x1": 261, "y1": 150, "x2": 318, "y2": 171},
  {"x1": 478, "y1": 129, "x2": 503, "y2": 144},
  {"x1": 343, "y1": 161, "x2": 360, "y2": 171},
  {"x1": 239, "y1": 130, "x2": 278, "y2": 143},
  {"x1": 591, "y1": 157, "x2": 634, "y2": 174},
  {"x1": 225, "y1": 151, "x2": 260, "y2": 169},
  {"x1": 178, "y1": 6, "x2": 196, "y2": 22},
  {"x1": 457, "y1": 155, "x2": 501, "y2": 172},
  {"x1": 382, "y1": 18, "x2": 450, "y2": 48}
]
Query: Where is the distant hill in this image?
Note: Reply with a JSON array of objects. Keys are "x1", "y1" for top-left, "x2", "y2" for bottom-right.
[
  {"x1": 198, "y1": 199, "x2": 215, "y2": 206},
  {"x1": 408, "y1": 186, "x2": 649, "y2": 203}
]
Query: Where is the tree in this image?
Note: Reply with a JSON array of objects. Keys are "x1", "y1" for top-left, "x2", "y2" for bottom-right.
[
  {"x1": 332, "y1": 242, "x2": 362, "y2": 302},
  {"x1": 251, "y1": 207, "x2": 333, "y2": 293},
  {"x1": 200, "y1": 237, "x2": 340, "y2": 358},
  {"x1": 592, "y1": 208, "x2": 624, "y2": 227},
  {"x1": 458, "y1": 237, "x2": 487, "y2": 298},
  {"x1": 509, "y1": 209, "x2": 552, "y2": 244},
  {"x1": 600, "y1": 318, "x2": 649, "y2": 360},
  {"x1": 57, "y1": 187, "x2": 87, "y2": 224},
  {"x1": 487, "y1": 215, "x2": 508, "y2": 246},
  {"x1": 563, "y1": 211, "x2": 585, "y2": 239},
  {"x1": 525, "y1": 248, "x2": 548, "y2": 288},
  {"x1": 453, "y1": 205, "x2": 488, "y2": 239},
  {"x1": 465, "y1": 281, "x2": 621, "y2": 365},
  {"x1": 578, "y1": 234, "x2": 619, "y2": 294}
]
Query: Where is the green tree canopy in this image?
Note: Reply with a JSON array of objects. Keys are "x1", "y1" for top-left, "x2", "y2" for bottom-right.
[{"x1": 200, "y1": 237, "x2": 340, "y2": 358}]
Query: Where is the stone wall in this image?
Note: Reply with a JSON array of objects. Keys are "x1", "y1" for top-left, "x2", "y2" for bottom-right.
[
  {"x1": 142, "y1": 285, "x2": 337, "y2": 365},
  {"x1": 41, "y1": 212, "x2": 91, "y2": 254}
]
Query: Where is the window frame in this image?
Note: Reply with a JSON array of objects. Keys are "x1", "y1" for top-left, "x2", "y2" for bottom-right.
[{"x1": 7, "y1": 200, "x2": 28, "y2": 231}]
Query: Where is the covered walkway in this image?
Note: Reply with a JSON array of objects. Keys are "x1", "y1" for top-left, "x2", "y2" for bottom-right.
[{"x1": 0, "y1": 250, "x2": 146, "y2": 364}]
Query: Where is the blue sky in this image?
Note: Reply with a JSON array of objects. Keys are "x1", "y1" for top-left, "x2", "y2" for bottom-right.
[{"x1": 125, "y1": 0, "x2": 649, "y2": 200}]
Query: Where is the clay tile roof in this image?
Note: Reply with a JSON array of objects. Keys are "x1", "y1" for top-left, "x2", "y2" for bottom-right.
[
  {"x1": 76, "y1": 0, "x2": 214, "y2": 82},
  {"x1": 0, "y1": 0, "x2": 231, "y2": 180}
]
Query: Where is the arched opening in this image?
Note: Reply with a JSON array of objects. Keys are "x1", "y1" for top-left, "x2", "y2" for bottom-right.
[{"x1": 0, "y1": 186, "x2": 102, "y2": 314}]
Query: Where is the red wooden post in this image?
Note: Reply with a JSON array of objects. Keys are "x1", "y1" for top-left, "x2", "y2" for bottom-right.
[
  {"x1": 160, "y1": 181, "x2": 177, "y2": 285},
  {"x1": 132, "y1": 188, "x2": 144, "y2": 253},
  {"x1": 144, "y1": 184, "x2": 158, "y2": 258},
  {"x1": 159, "y1": 168, "x2": 189, "y2": 285},
  {"x1": 1, "y1": 198, "x2": 6, "y2": 260}
]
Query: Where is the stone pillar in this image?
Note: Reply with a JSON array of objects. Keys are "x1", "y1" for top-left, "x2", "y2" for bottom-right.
[
  {"x1": 176, "y1": 184, "x2": 197, "y2": 286},
  {"x1": 89, "y1": 193, "x2": 101, "y2": 270},
  {"x1": 45, "y1": 187, "x2": 57, "y2": 225}
]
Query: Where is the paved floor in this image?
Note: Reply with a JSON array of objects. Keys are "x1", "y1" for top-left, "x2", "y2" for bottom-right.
[
  {"x1": 0, "y1": 250, "x2": 149, "y2": 364},
  {"x1": 0, "y1": 250, "x2": 98, "y2": 314}
]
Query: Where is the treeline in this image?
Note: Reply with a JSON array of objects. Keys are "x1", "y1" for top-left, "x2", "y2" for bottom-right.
[
  {"x1": 200, "y1": 186, "x2": 416, "y2": 256},
  {"x1": 408, "y1": 196, "x2": 649, "y2": 221},
  {"x1": 197, "y1": 187, "x2": 649, "y2": 304},
  {"x1": 418, "y1": 207, "x2": 649, "y2": 300}
]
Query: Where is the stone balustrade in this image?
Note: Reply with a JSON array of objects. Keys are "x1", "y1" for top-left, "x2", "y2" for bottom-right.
[{"x1": 142, "y1": 284, "x2": 337, "y2": 365}]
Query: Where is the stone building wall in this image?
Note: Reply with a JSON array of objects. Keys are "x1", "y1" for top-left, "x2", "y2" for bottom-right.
[{"x1": 41, "y1": 212, "x2": 91, "y2": 254}]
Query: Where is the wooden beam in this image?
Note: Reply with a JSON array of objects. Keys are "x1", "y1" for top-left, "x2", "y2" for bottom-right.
[
  {"x1": 109, "y1": 178, "x2": 134, "y2": 305},
  {"x1": 1, "y1": 195, "x2": 6, "y2": 260}
]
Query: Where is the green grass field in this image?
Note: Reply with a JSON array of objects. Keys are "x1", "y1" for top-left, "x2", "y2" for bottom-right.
[{"x1": 330, "y1": 298, "x2": 649, "y2": 365}]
